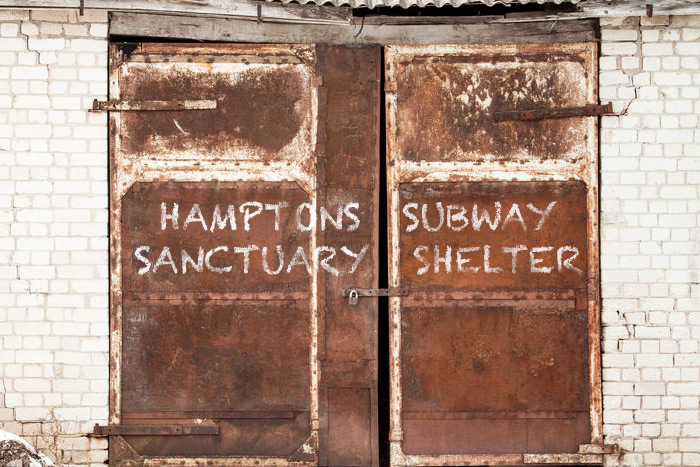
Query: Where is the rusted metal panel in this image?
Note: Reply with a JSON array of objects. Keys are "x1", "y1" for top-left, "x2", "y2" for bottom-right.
[
  {"x1": 121, "y1": 300, "x2": 310, "y2": 414},
  {"x1": 327, "y1": 388, "x2": 373, "y2": 466},
  {"x1": 401, "y1": 305, "x2": 588, "y2": 414},
  {"x1": 110, "y1": 43, "x2": 322, "y2": 466},
  {"x1": 386, "y1": 42, "x2": 600, "y2": 466},
  {"x1": 121, "y1": 181, "x2": 312, "y2": 294},
  {"x1": 523, "y1": 453, "x2": 603, "y2": 464},
  {"x1": 316, "y1": 45, "x2": 381, "y2": 467},
  {"x1": 387, "y1": 44, "x2": 595, "y2": 164},
  {"x1": 115, "y1": 43, "x2": 319, "y2": 165},
  {"x1": 398, "y1": 181, "x2": 588, "y2": 291}
]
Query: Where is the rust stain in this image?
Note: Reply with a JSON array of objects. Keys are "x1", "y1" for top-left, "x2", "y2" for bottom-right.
[
  {"x1": 396, "y1": 58, "x2": 587, "y2": 162},
  {"x1": 121, "y1": 66, "x2": 310, "y2": 156},
  {"x1": 390, "y1": 45, "x2": 591, "y2": 165}
]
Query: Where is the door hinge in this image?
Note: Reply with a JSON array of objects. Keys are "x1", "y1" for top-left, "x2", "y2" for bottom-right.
[
  {"x1": 343, "y1": 288, "x2": 408, "y2": 305},
  {"x1": 494, "y1": 103, "x2": 614, "y2": 122},
  {"x1": 92, "y1": 423, "x2": 218, "y2": 436},
  {"x1": 91, "y1": 99, "x2": 217, "y2": 112}
]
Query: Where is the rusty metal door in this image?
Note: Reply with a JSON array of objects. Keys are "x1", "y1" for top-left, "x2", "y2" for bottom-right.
[
  {"x1": 108, "y1": 43, "x2": 380, "y2": 466},
  {"x1": 385, "y1": 43, "x2": 602, "y2": 465}
]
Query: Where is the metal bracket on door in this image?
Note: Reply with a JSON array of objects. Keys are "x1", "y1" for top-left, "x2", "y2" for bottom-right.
[
  {"x1": 342, "y1": 288, "x2": 408, "y2": 305},
  {"x1": 493, "y1": 103, "x2": 614, "y2": 122}
]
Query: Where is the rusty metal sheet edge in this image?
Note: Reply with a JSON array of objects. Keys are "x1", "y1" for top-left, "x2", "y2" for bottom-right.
[
  {"x1": 585, "y1": 41, "x2": 603, "y2": 445},
  {"x1": 390, "y1": 450, "x2": 603, "y2": 466},
  {"x1": 93, "y1": 99, "x2": 218, "y2": 112},
  {"x1": 523, "y1": 453, "x2": 603, "y2": 464},
  {"x1": 385, "y1": 42, "x2": 595, "y2": 63},
  {"x1": 394, "y1": 160, "x2": 589, "y2": 185},
  {"x1": 109, "y1": 42, "x2": 124, "y2": 427},
  {"x1": 142, "y1": 458, "x2": 317, "y2": 467},
  {"x1": 390, "y1": 445, "x2": 523, "y2": 467}
]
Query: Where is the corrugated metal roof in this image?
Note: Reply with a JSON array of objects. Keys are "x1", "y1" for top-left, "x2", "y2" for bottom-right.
[{"x1": 270, "y1": 0, "x2": 579, "y2": 10}]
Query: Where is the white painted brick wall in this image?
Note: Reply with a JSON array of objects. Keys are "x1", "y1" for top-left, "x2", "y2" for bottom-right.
[
  {"x1": 1, "y1": 7, "x2": 700, "y2": 467},
  {"x1": 601, "y1": 14, "x2": 700, "y2": 467},
  {"x1": 0, "y1": 9, "x2": 108, "y2": 466}
]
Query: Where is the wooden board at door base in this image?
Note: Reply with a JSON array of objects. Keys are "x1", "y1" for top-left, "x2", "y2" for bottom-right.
[
  {"x1": 385, "y1": 42, "x2": 601, "y2": 466},
  {"x1": 108, "y1": 43, "x2": 380, "y2": 466}
]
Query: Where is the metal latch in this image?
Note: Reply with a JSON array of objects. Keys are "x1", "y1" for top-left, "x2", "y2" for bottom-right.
[
  {"x1": 494, "y1": 103, "x2": 614, "y2": 122},
  {"x1": 342, "y1": 288, "x2": 408, "y2": 305},
  {"x1": 91, "y1": 99, "x2": 217, "y2": 112},
  {"x1": 93, "y1": 423, "x2": 218, "y2": 436}
]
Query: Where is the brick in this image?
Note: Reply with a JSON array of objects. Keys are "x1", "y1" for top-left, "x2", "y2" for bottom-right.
[
  {"x1": 641, "y1": 15, "x2": 670, "y2": 26},
  {"x1": 0, "y1": 23, "x2": 19, "y2": 37},
  {"x1": 600, "y1": 71, "x2": 631, "y2": 86},
  {"x1": 0, "y1": 37, "x2": 25, "y2": 51},
  {"x1": 69, "y1": 38, "x2": 106, "y2": 52},
  {"x1": 79, "y1": 9, "x2": 108, "y2": 22},
  {"x1": 88, "y1": 23, "x2": 107, "y2": 38},
  {"x1": 63, "y1": 23, "x2": 88, "y2": 36},
  {"x1": 669, "y1": 383, "x2": 700, "y2": 396},
  {"x1": 643, "y1": 43, "x2": 674, "y2": 56},
  {"x1": 602, "y1": 29, "x2": 639, "y2": 41},
  {"x1": 50, "y1": 96, "x2": 81, "y2": 110},
  {"x1": 27, "y1": 37, "x2": 64, "y2": 51},
  {"x1": 654, "y1": 72, "x2": 693, "y2": 86},
  {"x1": 653, "y1": 438, "x2": 679, "y2": 452},
  {"x1": 13, "y1": 95, "x2": 50, "y2": 109},
  {"x1": 680, "y1": 438, "x2": 700, "y2": 452},
  {"x1": 677, "y1": 42, "x2": 700, "y2": 55},
  {"x1": 635, "y1": 383, "x2": 666, "y2": 395},
  {"x1": 604, "y1": 409, "x2": 634, "y2": 424},
  {"x1": 636, "y1": 353, "x2": 673, "y2": 366}
]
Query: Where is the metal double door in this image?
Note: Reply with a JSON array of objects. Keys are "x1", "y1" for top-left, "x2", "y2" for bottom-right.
[{"x1": 108, "y1": 42, "x2": 601, "y2": 466}]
